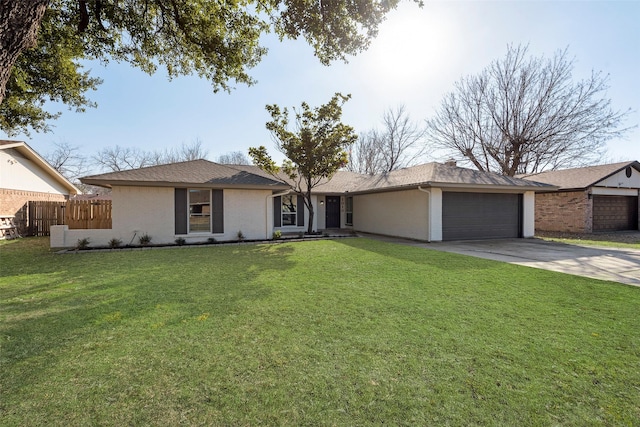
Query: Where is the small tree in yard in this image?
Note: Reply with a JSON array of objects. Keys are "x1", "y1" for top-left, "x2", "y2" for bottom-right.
[{"x1": 249, "y1": 93, "x2": 357, "y2": 235}]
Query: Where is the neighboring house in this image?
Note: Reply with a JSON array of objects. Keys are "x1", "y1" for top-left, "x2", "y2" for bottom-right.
[
  {"x1": 50, "y1": 159, "x2": 552, "y2": 247},
  {"x1": 520, "y1": 161, "x2": 640, "y2": 233},
  {"x1": 0, "y1": 140, "x2": 80, "y2": 234}
]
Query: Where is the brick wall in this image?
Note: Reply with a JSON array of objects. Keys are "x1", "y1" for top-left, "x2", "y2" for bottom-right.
[
  {"x1": 535, "y1": 190, "x2": 592, "y2": 233},
  {"x1": 0, "y1": 188, "x2": 67, "y2": 216}
]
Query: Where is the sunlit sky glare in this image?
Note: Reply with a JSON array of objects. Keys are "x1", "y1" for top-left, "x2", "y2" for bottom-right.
[{"x1": 3, "y1": 0, "x2": 639, "y2": 173}]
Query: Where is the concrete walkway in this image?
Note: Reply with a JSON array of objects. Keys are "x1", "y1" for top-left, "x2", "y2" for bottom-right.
[{"x1": 358, "y1": 233, "x2": 640, "y2": 287}]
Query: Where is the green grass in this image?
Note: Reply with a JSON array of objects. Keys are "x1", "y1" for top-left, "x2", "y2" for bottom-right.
[{"x1": 1, "y1": 237, "x2": 639, "y2": 426}]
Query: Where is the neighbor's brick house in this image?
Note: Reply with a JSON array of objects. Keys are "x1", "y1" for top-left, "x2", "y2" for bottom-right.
[
  {"x1": 0, "y1": 140, "x2": 80, "y2": 234},
  {"x1": 520, "y1": 161, "x2": 640, "y2": 233}
]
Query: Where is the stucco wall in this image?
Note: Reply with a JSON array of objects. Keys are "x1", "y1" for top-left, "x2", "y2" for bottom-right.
[
  {"x1": 113, "y1": 186, "x2": 274, "y2": 244},
  {"x1": 0, "y1": 148, "x2": 69, "y2": 194},
  {"x1": 353, "y1": 189, "x2": 429, "y2": 240},
  {"x1": 110, "y1": 186, "x2": 175, "y2": 244},
  {"x1": 51, "y1": 225, "x2": 115, "y2": 248},
  {"x1": 52, "y1": 186, "x2": 275, "y2": 247},
  {"x1": 224, "y1": 188, "x2": 271, "y2": 240},
  {"x1": 535, "y1": 190, "x2": 592, "y2": 233}
]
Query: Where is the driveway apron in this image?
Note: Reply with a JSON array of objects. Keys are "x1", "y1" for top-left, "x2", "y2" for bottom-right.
[{"x1": 359, "y1": 234, "x2": 640, "y2": 287}]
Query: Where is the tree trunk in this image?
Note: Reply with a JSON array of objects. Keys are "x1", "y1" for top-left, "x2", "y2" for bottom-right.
[
  {"x1": 0, "y1": 0, "x2": 48, "y2": 104},
  {"x1": 305, "y1": 188, "x2": 314, "y2": 235}
]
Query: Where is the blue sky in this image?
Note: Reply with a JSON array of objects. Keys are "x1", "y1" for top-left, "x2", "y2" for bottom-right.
[{"x1": 3, "y1": 0, "x2": 639, "y2": 172}]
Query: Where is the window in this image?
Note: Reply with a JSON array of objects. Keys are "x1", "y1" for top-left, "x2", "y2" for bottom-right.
[
  {"x1": 282, "y1": 194, "x2": 297, "y2": 226},
  {"x1": 189, "y1": 189, "x2": 211, "y2": 232},
  {"x1": 175, "y1": 188, "x2": 224, "y2": 235},
  {"x1": 346, "y1": 196, "x2": 353, "y2": 226}
]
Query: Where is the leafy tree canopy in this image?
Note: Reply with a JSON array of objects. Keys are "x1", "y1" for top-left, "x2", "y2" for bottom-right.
[
  {"x1": 249, "y1": 92, "x2": 357, "y2": 234},
  {"x1": 1, "y1": 0, "x2": 408, "y2": 136}
]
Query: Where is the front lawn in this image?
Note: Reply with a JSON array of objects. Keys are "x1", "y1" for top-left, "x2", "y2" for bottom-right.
[{"x1": 1, "y1": 237, "x2": 639, "y2": 425}]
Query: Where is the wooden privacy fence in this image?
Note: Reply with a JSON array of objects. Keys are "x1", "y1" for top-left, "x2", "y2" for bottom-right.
[{"x1": 28, "y1": 200, "x2": 112, "y2": 236}]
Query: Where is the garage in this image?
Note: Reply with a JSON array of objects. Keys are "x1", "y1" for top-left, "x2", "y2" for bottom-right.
[
  {"x1": 442, "y1": 192, "x2": 522, "y2": 240},
  {"x1": 593, "y1": 195, "x2": 639, "y2": 231}
]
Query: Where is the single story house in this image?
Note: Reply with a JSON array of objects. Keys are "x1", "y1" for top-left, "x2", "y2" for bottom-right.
[
  {"x1": 50, "y1": 159, "x2": 553, "y2": 248},
  {"x1": 520, "y1": 161, "x2": 640, "y2": 233},
  {"x1": 1, "y1": 140, "x2": 80, "y2": 236}
]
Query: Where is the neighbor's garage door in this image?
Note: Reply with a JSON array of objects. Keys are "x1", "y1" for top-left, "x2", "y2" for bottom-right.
[
  {"x1": 593, "y1": 196, "x2": 638, "y2": 231},
  {"x1": 442, "y1": 192, "x2": 522, "y2": 240}
]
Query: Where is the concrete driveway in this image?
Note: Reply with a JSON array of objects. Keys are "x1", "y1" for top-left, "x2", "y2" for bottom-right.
[{"x1": 360, "y1": 234, "x2": 640, "y2": 287}]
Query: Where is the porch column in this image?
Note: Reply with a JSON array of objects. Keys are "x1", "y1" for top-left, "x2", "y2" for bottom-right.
[
  {"x1": 523, "y1": 191, "x2": 535, "y2": 237},
  {"x1": 429, "y1": 188, "x2": 443, "y2": 242}
]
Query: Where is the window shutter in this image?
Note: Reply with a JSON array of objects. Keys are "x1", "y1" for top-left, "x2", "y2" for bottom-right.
[
  {"x1": 273, "y1": 196, "x2": 282, "y2": 227},
  {"x1": 297, "y1": 195, "x2": 305, "y2": 226},
  {"x1": 212, "y1": 189, "x2": 224, "y2": 233},
  {"x1": 174, "y1": 188, "x2": 187, "y2": 234}
]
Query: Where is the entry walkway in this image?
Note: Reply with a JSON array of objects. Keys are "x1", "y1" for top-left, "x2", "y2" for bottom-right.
[{"x1": 358, "y1": 233, "x2": 640, "y2": 287}]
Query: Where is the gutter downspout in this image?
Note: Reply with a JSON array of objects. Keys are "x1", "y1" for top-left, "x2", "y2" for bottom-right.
[
  {"x1": 266, "y1": 189, "x2": 292, "y2": 239},
  {"x1": 417, "y1": 186, "x2": 431, "y2": 242}
]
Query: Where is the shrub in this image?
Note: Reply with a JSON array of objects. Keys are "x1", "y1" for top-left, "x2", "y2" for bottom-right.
[
  {"x1": 272, "y1": 230, "x2": 282, "y2": 240},
  {"x1": 76, "y1": 238, "x2": 90, "y2": 250},
  {"x1": 175, "y1": 237, "x2": 186, "y2": 246},
  {"x1": 108, "y1": 238, "x2": 122, "y2": 249},
  {"x1": 138, "y1": 234, "x2": 152, "y2": 246}
]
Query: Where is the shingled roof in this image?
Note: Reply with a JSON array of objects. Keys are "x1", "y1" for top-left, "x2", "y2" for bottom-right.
[
  {"x1": 518, "y1": 161, "x2": 640, "y2": 190},
  {"x1": 81, "y1": 159, "x2": 288, "y2": 189},
  {"x1": 81, "y1": 159, "x2": 555, "y2": 192},
  {"x1": 241, "y1": 162, "x2": 552, "y2": 193},
  {"x1": 352, "y1": 162, "x2": 553, "y2": 193}
]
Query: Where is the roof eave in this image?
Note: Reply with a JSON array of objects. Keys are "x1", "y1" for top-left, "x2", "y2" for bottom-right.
[
  {"x1": 588, "y1": 161, "x2": 640, "y2": 188},
  {"x1": 3, "y1": 141, "x2": 81, "y2": 194},
  {"x1": 346, "y1": 181, "x2": 557, "y2": 195},
  {"x1": 79, "y1": 178, "x2": 290, "y2": 191},
  {"x1": 430, "y1": 182, "x2": 558, "y2": 191}
]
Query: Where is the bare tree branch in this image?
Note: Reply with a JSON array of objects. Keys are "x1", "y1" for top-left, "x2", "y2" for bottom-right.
[
  {"x1": 348, "y1": 105, "x2": 427, "y2": 174},
  {"x1": 217, "y1": 150, "x2": 252, "y2": 165},
  {"x1": 44, "y1": 141, "x2": 90, "y2": 183},
  {"x1": 426, "y1": 44, "x2": 635, "y2": 175},
  {"x1": 93, "y1": 140, "x2": 209, "y2": 172}
]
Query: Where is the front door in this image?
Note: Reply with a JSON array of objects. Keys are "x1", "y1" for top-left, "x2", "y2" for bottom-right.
[{"x1": 325, "y1": 196, "x2": 341, "y2": 228}]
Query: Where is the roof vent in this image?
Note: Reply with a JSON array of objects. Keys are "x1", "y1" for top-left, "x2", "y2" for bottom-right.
[{"x1": 444, "y1": 159, "x2": 457, "y2": 167}]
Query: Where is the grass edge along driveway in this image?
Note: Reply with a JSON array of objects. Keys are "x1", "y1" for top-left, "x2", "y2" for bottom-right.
[{"x1": 1, "y1": 237, "x2": 639, "y2": 426}]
